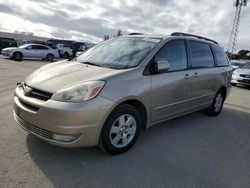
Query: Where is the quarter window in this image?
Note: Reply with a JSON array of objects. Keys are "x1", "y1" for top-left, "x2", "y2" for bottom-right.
[
  {"x1": 213, "y1": 45, "x2": 229, "y2": 67},
  {"x1": 155, "y1": 40, "x2": 187, "y2": 71},
  {"x1": 189, "y1": 41, "x2": 214, "y2": 68}
]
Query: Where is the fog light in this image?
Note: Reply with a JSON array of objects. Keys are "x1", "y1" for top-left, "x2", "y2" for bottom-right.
[{"x1": 52, "y1": 133, "x2": 81, "y2": 142}]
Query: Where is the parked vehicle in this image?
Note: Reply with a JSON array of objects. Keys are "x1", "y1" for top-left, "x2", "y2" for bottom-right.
[
  {"x1": 55, "y1": 43, "x2": 73, "y2": 58},
  {"x1": 13, "y1": 33, "x2": 232, "y2": 154},
  {"x1": 231, "y1": 62, "x2": 250, "y2": 86},
  {"x1": 1, "y1": 44, "x2": 59, "y2": 61},
  {"x1": 231, "y1": 60, "x2": 245, "y2": 70},
  {"x1": 46, "y1": 39, "x2": 73, "y2": 49},
  {"x1": 0, "y1": 37, "x2": 17, "y2": 51},
  {"x1": 19, "y1": 40, "x2": 47, "y2": 46}
]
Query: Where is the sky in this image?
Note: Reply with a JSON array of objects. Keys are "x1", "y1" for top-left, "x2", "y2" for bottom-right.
[{"x1": 0, "y1": 0, "x2": 249, "y2": 51}]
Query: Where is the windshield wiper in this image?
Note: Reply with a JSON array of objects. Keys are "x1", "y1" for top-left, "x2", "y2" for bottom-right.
[{"x1": 81, "y1": 61, "x2": 102, "y2": 67}]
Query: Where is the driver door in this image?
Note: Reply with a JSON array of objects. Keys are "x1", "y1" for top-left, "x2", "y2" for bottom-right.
[{"x1": 151, "y1": 39, "x2": 193, "y2": 123}]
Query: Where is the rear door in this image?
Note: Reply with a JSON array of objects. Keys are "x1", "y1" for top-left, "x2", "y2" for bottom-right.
[
  {"x1": 151, "y1": 39, "x2": 194, "y2": 123},
  {"x1": 187, "y1": 40, "x2": 218, "y2": 108}
]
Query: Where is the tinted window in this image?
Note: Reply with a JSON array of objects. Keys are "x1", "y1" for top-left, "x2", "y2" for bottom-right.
[
  {"x1": 189, "y1": 41, "x2": 214, "y2": 68},
  {"x1": 32, "y1": 45, "x2": 48, "y2": 50},
  {"x1": 213, "y1": 45, "x2": 229, "y2": 66},
  {"x1": 155, "y1": 40, "x2": 187, "y2": 71}
]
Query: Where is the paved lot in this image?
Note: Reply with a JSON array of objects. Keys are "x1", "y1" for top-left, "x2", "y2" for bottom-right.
[{"x1": 0, "y1": 56, "x2": 250, "y2": 188}]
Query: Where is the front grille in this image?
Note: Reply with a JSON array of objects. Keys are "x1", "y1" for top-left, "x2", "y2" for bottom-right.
[
  {"x1": 14, "y1": 112, "x2": 53, "y2": 139},
  {"x1": 22, "y1": 84, "x2": 53, "y2": 101},
  {"x1": 240, "y1": 74, "x2": 247, "y2": 78},
  {"x1": 28, "y1": 88, "x2": 53, "y2": 101},
  {"x1": 238, "y1": 79, "x2": 250, "y2": 84}
]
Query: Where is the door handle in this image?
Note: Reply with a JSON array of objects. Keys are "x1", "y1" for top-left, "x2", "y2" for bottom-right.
[
  {"x1": 184, "y1": 74, "x2": 192, "y2": 79},
  {"x1": 193, "y1": 72, "x2": 198, "y2": 78}
]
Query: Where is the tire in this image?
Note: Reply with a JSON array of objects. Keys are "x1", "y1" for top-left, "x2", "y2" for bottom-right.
[
  {"x1": 231, "y1": 83, "x2": 237, "y2": 86},
  {"x1": 207, "y1": 90, "x2": 225, "y2": 116},
  {"x1": 64, "y1": 52, "x2": 69, "y2": 59},
  {"x1": 13, "y1": 52, "x2": 22, "y2": 61},
  {"x1": 99, "y1": 104, "x2": 141, "y2": 155},
  {"x1": 46, "y1": 54, "x2": 54, "y2": 62}
]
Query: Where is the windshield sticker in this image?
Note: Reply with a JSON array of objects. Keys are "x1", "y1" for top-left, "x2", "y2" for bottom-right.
[{"x1": 142, "y1": 38, "x2": 161, "y2": 43}]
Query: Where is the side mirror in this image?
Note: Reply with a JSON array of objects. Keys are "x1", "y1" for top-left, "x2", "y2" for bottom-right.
[{"x1": 155, "y1": 60, "x2": 170, "y2": 73}]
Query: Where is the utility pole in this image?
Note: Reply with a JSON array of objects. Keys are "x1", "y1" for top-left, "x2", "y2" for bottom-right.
[{"x1": 227, "y1": 0, "x2": 247, "y2": 59}]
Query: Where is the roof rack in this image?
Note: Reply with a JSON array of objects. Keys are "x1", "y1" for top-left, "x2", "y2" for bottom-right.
[{"x1": 170, "y1": 32, "x2": 218, "y2": 44}]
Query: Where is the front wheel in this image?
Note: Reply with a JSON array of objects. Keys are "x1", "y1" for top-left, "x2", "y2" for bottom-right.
[
  {"x1": 207, "y1": 90, "x2": 225, "y2": 116},
  {"x1": 99, "y1": 104, "x2": 141, "y2": 155},
  {"x1": 13, "y1": 52, "x2": 22, "y2": 61}
]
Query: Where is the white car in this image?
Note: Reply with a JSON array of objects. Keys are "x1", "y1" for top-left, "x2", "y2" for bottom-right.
[
  {"x1": 231, "y1": 60, "x2": 245, "y2": 70},
  {"x1": 1, "y1": 44, "x2": 60, "y2": 61},
  {"x1": 231, "y1": 62, "x2": 250, "y2": 86}
]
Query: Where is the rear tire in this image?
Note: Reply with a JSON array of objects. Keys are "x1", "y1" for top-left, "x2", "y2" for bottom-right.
[
  {"x1": 207, "y1": 90, "x2": 225, "y2": 116},
  {"x1": 231, "y1": 83, "x2": 237, "y2": 86},
  {"x1": 99, "y1": 104, "x2": 141, "y2": 155},
  {"x1": 46, "y1": 54, "x2": 54, "y2": 62},
  {"x1": 13, "y1": 52, "x2": 22, "y2": 61},
  {"x1": 64, "y1": 52, "x2": 69, "y2": 59}
]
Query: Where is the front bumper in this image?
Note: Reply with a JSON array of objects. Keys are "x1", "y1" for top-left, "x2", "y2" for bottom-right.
[
  {"x1": 231, "y1": 75, "x2": 250, "y2": 85},
  {"x1": 13, "y1": 86, "x2": 115, "y2": 147}
]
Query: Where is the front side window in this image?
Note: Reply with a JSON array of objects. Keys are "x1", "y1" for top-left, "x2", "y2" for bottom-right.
[
  {"x1": 77, "y1": 37, "x2": 160, "y2": 69},
  {"x1": 213, "y1": 45, "x2": 229, "y2": 67},
  {"x1": 189, "y1": 41, "x2": 214, "y2": 68},
  {"x1": 154, "y1": 40, "x2": 188, "y2": 71}
]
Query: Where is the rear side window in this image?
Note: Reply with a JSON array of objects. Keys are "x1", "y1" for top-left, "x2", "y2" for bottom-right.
[
  {"x1": 213, "y1": 45, "x2": 229, "y2": 67},
  {"x1": 155, "y1": 39, "x2": 187, "y2": 71},
  {"x1": 189, "y1": 41, "x2": 214, "y2": 68}
]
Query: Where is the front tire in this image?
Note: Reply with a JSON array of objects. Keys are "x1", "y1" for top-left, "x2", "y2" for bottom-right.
[
  {"x1": 99, "y1": 104, "x2": 141, "y2": 155},
  {"x1": 207, "y1": 90, "x2": 225, "y2": 116},
  {"x1": 13, "y1": 52, "x2": 22, "y2": 61}
]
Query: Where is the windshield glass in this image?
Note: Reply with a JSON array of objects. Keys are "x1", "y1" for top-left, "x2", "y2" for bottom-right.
[
  {"x1": 77, "y1": 37, "x2": 161, "y2": 69},
  {"x1": 241, "y1": 62, "x2": 250, "y2": 69}
]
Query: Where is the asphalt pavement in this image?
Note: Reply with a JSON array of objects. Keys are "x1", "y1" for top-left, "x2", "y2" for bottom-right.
[{"x1": 0, "y1": 56, "x2": 250, "y2": 188}]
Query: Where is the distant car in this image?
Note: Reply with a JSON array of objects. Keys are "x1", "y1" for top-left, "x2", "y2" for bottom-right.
[
  {"x1": 231, "y1": 60, "x2": 245, "y2": 70},
  {"x1": 231, "y1": 62, "x2": 250, "y2": 86},
  {"x1": 1, "y1": 44, "x2": 59, "y2": 61}
]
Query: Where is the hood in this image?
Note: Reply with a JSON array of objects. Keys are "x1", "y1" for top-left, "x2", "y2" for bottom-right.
[
  {"x1": 235, "y1": 68, "x2": 250, "y2": 75},
  {"x1": 25, "y1": 60, "x2": 125, "y2": 93},
  {"x1": 2, "y1": 47, "x2": 18, "y2": 51}
]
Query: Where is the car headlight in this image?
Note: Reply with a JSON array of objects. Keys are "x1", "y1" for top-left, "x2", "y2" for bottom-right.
[
  {"x1": 51, "y1": 81, "x2": 105, "y2": 102},
  {"x1": 232, "y1": 71, "x2": 238, "y2": 76}
]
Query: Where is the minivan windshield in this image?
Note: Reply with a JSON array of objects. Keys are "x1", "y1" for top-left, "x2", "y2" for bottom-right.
[{"x1": 77, "y1": 37, "x2": 161, "y2": 69}]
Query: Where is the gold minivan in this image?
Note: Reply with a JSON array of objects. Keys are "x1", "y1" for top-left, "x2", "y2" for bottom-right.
[{"x1": 13, "y1": 33, "x2": 232, "y2": 154}]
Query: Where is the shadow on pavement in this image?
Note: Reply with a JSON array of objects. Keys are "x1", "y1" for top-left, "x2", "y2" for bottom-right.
[{"x1": 26, "y1": 108, "x2": 250, "y2": 188}]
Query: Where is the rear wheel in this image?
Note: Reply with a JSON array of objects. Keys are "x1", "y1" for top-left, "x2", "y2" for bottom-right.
[
  {"x1": 99, "y1": 104, "x2": 141, "y2": 155},
  {"x1": 13, "y1": 52, "x2": 22, "y2": 61},
  {"x1": 207, "y1": 90, "x2": 225, "y2": 116},
  {"x1": 64, "y1": 52, "x2": 69, "y2": 59},
  {"x1": 46, "y1": 54, "x2": 54, "y2": 62}
]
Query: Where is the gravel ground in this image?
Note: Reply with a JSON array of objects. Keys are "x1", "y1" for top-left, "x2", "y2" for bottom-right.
[{"x1": 0, "y1": 56, "x2": 250, "y2": 188}]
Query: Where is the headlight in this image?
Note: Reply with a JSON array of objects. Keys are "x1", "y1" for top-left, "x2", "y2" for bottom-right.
[
  {"x1": 51, "y1": 81, "x2": 105, "y2": 102},
  {"x1": 232, "y1": 71, "x2": 238, "y2": 76}
]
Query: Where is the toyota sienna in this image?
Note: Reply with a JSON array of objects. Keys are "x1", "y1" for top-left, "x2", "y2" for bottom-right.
[{"x1": 13, "y1": 32, "x2": 232, "y2": 154}]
